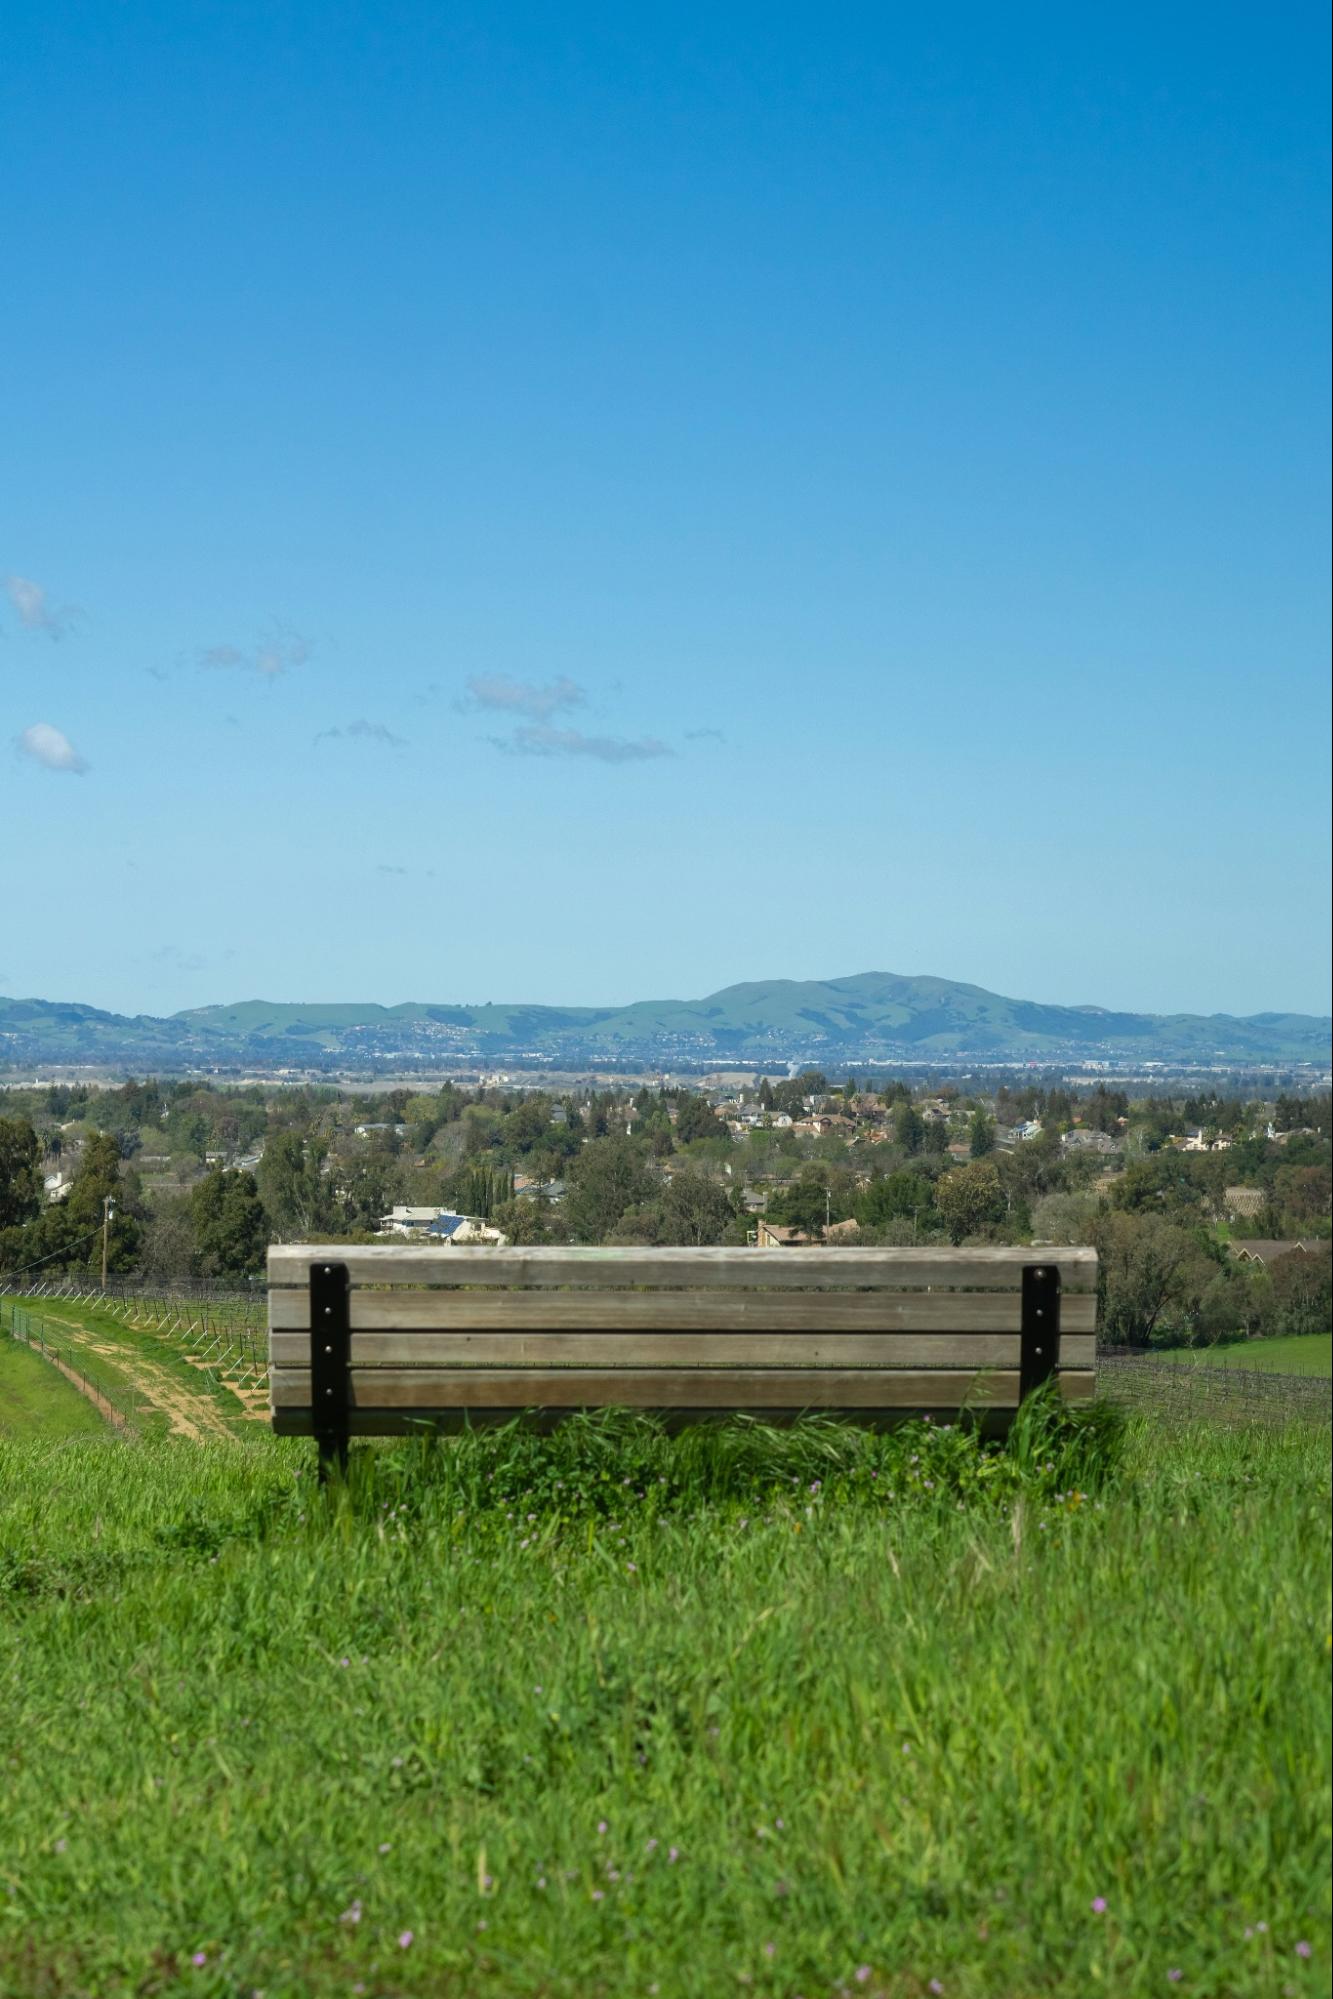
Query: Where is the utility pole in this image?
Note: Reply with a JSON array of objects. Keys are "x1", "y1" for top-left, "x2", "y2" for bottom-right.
[{"x1": 101, "y1": 1194, "x2": 116, "y2": 1291}]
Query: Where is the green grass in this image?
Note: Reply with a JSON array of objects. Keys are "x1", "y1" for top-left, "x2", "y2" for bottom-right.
[
  {"x1": 1155, "y1": 1333, "x2": 1332, "y2": 1377},
  {"x1": 0, "y1": 1336, "x2": 108, "y2": 1440},
  {"x1": 0, "y1": 1403, "x2": 1328, "y2": 1999}
]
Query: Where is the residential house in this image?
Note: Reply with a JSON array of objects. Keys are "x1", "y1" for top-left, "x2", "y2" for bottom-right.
[
  {"x1": 423, "y1": 1213, "x2": 508, "y2": 1246},
  {"x1": 376, "y1": 1205, "x2": 447, "y2": 1236},
  {"x1": 1227, "y1": 1239, "x2": 1323, "y2": 1267},
  {"x1": 1061, "y1": 1130, "x2": 1120, "y2": 1156}
]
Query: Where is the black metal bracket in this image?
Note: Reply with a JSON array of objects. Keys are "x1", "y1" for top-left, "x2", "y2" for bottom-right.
[
  {"x1": 1020, "y1": 1262, "x2": 1061, "y2": 1401},
  {"x1": 310, "y1": 1260, "x2": 350, "y2": 1481}
]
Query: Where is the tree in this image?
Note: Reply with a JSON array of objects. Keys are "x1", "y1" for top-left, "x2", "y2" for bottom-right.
[
  {"x1": 675, "y1": 1095, "x2": 723, "y2": 1145},
  {"x1": 191, "y1": 1169, "x2": 268, "y2": 1278},
  {"x1": 893, "y1": 1104, "x2": 924, "y2": 1156},
  {"x1": 454, "y1": 1164, "x2": 513, "y2": 1219},
  {"x1": 1091, "y1": 1211, "x2": 1214, "y2": 1347},
  {"x1": 0, "y1": 1117, "x2": 42, "y2": 1232},
  {"x1": 1273, "y1": 1165, "x2": 1331, "y2": 1226},
  {"x1": 1268, "y1": 1245, "x2": 1332, "y2": 1336},
  {"x1": 1110, "y1": 1155, "x2": 1211, "y2": 1222},
  {"x1": 658, "y1": 1169, "x2": 732, "y2": 1246},
  {"x1": 935, "y1": 1161, "x2": 1005, "y2": 1244},
  {"x1": 139, "y1": 1193, "x2": 200, "y2": 1286},
  {"x1": 491, "y1": 1196, "x2": 554, "y2": 1245},
  {"x1": 40, "y1": 1130, "x2": 144, "y2": 1273},
  {"x1": 258, "y1": 1132, "x2": 336, "y2": 1239},
  {"x1": 565, "y1": 1137, "x2": 656, "y2": 1242},
  {"x1": 968, "y1": 1108, "x2": 995, "y2": 1159},
  {"x1": 855, "y1": 1171, "x2": 934, "y2": 1232},
  {"x1": 1030, "y1": 1190, "x2": 1097, "y2": 1245}
]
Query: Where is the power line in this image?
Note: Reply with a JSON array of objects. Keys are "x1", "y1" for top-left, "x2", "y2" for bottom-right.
[{"x1": 0, "y1": 1224, "x2": 105, "y2": 1283}]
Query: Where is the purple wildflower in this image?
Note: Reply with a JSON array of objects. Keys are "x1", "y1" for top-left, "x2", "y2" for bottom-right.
[
  {"x1": 191, "y1": 1953, "x2": 207, "y2": 1968},
  {"x1": 1296, "y1": 1943, "x2": 1312, "y2": 1959},
  {"x1": 1168, "y1": 1974, "x2": 1182, "y2": 1984},
  {"x1": 855, "y1": 1969, "x2": 872, "y2": 1984},
  {"x1": 398, "y1": 1929, "x2": 414, "y2": 1949},
  {"x1": 1091, "y1": 1897, "x2": 1108, "y2": 1914},
  {"x1": 597, "y1": 1819, "x2": 608, "y2": 1835}
]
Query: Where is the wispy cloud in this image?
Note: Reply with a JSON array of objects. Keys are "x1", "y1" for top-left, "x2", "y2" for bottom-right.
[
  {"x1": 314, "y1": 719, "x2": 406, "y2": 748},
  {"x1": 199, "y1": 629, "x2": 310, "y2": 678},
  {"x1": 491, "y1": 724, "x2": 674, "y2": 764},
  {"x1": 462, "y1": 674, "x2": 585, "y2": 721},
  {"x1": 152, "y1": 945, "x2": 208, "y2": 974},
  {"x1": 6, "y1": 575, "x2": 80, "y2": 639},
  {"x1": 685, "y1": 727, "x2": 727, "y2": 743},
  {"x1": 16, "y1": 722, "x2": 88, "y2": 774}
]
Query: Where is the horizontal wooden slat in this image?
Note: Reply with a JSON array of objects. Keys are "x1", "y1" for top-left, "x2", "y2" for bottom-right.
[
  {"x1": 271, "y1": 1288, "x2": 1097, "y2": 1334},
  {"x1": 270, "y1": 1371, "x2": 1097, "y2": 1432},
  {"x1": 272, "y1": 1331, "x2": 1097, "y2": 1370},
  {"x1": 273, "y1": 1330, "x2": 1097, "y2": 1369},
  {"x1": 271, "y1": 1366, "x2": 1036, "y2": 1411},
  {"x1": 267, "y1": 1244, "x2": 1098, "y2": 1292}
]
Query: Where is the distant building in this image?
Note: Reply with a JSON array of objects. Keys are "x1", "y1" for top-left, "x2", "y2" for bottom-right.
[
  {"x1": 376, "y1": 1205, "x2": 445, "y2": 1235},
  {"x1": 1223, "y1": 1187, "x2": 1266, "y2": 1219},
  {"x1": 755, "y1": 1218, "x2": 858, "y2": 1248},
  {"x1": 1227, "y1": 1239, "x2": 1323, "y2": 1267},
  {"x1": 1061, "y1": 1129, "x2": 1120, "y2": 1156}
]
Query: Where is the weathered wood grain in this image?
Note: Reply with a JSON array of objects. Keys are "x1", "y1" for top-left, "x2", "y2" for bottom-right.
[
  {"x1": 271, "y1": 1366, "x2": 1024, "y2": 1410},
  {"x1": 270, "y1": 1288, "x2": 1097, "y2": 1334},
  {"x1": 272, "y1": 1331, "x2": 1104, "y2": 1370},
  {"x1": 268, "y1": 1244, "x2": 1098, "y2": 1292}
]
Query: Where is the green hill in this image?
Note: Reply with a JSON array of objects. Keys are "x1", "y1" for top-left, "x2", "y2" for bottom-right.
[{"x1": 2, "y1": 972, "x2": 1328, "y2": 1072}]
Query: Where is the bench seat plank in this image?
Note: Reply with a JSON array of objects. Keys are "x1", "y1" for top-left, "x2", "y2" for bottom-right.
[
  {"x1": 270, "y1": 1288, "x2": 1097, "y2": 1333},
  {"x1": 269, "y1": 1244, "x2": 1098, "y2": 1292},
  {"x1": 272, "y1": 1330, "x2": 1096, "y2": 1370},
  {"x1": 271, "y1": 1365, "x2": 1096, "y2": 1421},
  {"x1": 272, "y1": 1365, "x2": 1034, "y2": 1409}
]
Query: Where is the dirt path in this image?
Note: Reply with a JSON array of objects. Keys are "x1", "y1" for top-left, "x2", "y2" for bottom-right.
[{"x1": 85, "y1": 1341, "x2": 236, "y2": 1441}]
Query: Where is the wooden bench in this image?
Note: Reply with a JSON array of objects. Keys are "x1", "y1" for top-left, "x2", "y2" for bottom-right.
[{"x1": 268, "y1": 1244, "x2": 1098, "y2": 1471}]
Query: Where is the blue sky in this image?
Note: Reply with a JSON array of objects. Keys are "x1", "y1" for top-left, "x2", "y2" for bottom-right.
[{"x1": 4, "y1": 2, "x2": 1329, "y2": 1020}]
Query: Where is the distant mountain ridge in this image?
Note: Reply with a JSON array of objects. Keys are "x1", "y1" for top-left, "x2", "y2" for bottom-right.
[{"x1": 1, "y1": 973, "x2": 1328, "y2": 1073}]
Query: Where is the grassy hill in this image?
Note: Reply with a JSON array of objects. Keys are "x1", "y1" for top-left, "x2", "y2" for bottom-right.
[{"x1": 2, "y1": 972, "x2": 1329, "y2": 1071}]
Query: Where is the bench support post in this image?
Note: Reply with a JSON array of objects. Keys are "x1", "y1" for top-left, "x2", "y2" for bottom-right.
[
  {"x1": 310, "y1": 1260, "x2": 350, "y2": 1481},
  {"x1": 1020, "y1": 1263, "x2": 1060, "y2": 1401}
]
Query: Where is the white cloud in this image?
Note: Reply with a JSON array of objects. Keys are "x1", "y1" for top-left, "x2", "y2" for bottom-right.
[
  {"x1": 492, "y1": 724, "x2": 674, "y2": 764},
  {"x1": 199, "y1": 629, "x2": 310, "y2": 678},
  {"x1": 314, "y1": 719, "x2": 406, "y2": 747},
  {"x1": 6, "y1": 575, "x2": 79, "y2": 639},
  {"x1": 17, "y1": 722, "x2": 88, "y2": 774},
  {"x1": 463, "y1": 674, "x2": 585, "y2": 720}
]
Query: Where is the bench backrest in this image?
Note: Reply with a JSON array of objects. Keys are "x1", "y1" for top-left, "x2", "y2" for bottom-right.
[{"x1": 267, "y1": 1244, "x2": 1097, "y2": 1458}]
